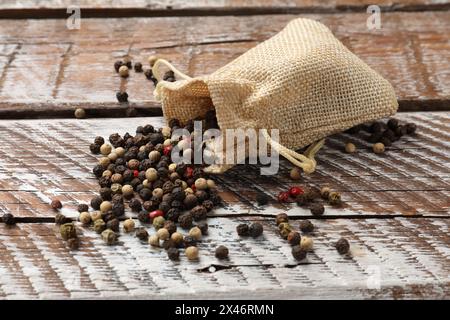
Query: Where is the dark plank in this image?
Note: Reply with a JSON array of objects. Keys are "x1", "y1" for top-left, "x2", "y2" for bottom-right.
[
  {"x1": 0, "y1": 113, "x2": 448, "y2": 219},
  {"x1": 0, "y1": 12, "x2": 449, "y2": 117},
  {"x1": 0, "y1": 0, "x2": 449, "y2": 18}
]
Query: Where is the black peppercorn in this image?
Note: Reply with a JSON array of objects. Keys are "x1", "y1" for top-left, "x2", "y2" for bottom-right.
[
  {"x1": 111, "y1": 194, "x2": 123, "y2": 204},
  {"x1": 134, "y1": 62, "x2": 143, "y2": 72},
  {"x1": 55, "y1": 213, "x2": 69, "y2": 225},
  {"x1": 296, "y1": 194, "x2": 309, "y2": 206},
  {"x1": 2, "y1": 213, "x2": 16, "y2": 225},
  {"x1": 406, "y1": 123, "x2": 416, "y2": 134},
  {"x1": 387, "y1": 118, "x2": 399, "y2": 130},
  {"x1": 90, "y1": 143, "x2": 100, "y2": 154},
  {"x1": 139, "y1": 188, "x2": 152, "y2": 201},
  {"x1": 202, "y1": 200, "x2": 214, "y2": 212},
  {"x1": 143, "y1": 200, "x2": 158, "y2": 212},
  {"x1": 106, "y1": 218, "x2": 120, "y2": 232},
  {"x1": 51, "y1": 199, "x2": 62, "y2": 210},
  {"x1": 116, "y1": 91, "x2": 128, "y2": 103},
  {"x1": 102, "y1": 211, "x2": 115, "y2": 223},
  {"x1": 144, "y1": 68, "x2": 153, "y2": 80},
  {"x1": 195, "y1": 190, "x2": 208, "y2": 203},
  {"x1": 77, "y1": 204, "x2": 89, "y2": 213},
  {"x1": 236, "y1": 223, "x2": 249, "y2": 236},
  {"x1": 183, "y1": 235, "x2": 197, "y2": 248},
  {"x1": 368, "y1": 132, "x2": 383, "y2": 143},
  {"x1": 395, "y1": 125, "x2": 407, "y2": 137},
  {"x1": 168, "y1": 118, "x2": 180, "y2": 128},
  {"x1": 98, "y1": 176, "x2": 111, "y2": 188},
  {"x1": 90, "y1": 196, "x2": 103, "y2": 210},
  {"x1": 167, "y1": 247, "x2": 180, "y2": 261},
  {"x1": 275, "y1": 213, "x2": 289, "y2": 225},
  {"x1": 162, "y1": 239, "x2": 176, "y2": 250},
  {"x1": 249, "y1": 222, "x2": 264, "y2": 238},
  {"x1": 304, "y1": 187, "x2": 321, "y2": 201},
  {"x1": 184, "y1": 194, "x2": 198, "y2": 210},
  {"x1": 163, "y1": 220, "x2": 177, "y2": 235},
  {"x1": 179, "y1": 212, "x2": 193, "y2": 229},
  {"x1": 114, "y1": 60, "x2": 123, "y2": 72},
  {"x1": 137, "y1": 210, "x2": 150, "y2": 224},
  {"x1": 215, "y1": 245, "x2": 229, "y2": 260},
  {"x1": 111, "y1": 202, "x2": 125, "y2": 217},
  {"x1": 345, "y1": 124, "x2": 362, "y2": 134},
  {"x1": 310, "y1": 203, "x2": 325, "y2": 216},
  {"x1": 335, "y1": 238, "x2": 350, "y2": 254},
  {"x1": 170, "y1": 200, "x2": 183, "y2": 209},
  {"x1": 291, "y1": 245, "x2": 307, "y2": 261},
  {"x1": 379, "y1": 136, "x2": 392, "y2": 147},
  {"x1": 94, "y1": 136, "x2": 105, "y2": 146},
  {"x1": 191, "y1": 205, "x2": 207, "y2": 221},
  {"x1": 166, "y1": 208, "x2": 180, "y2": 222},
  {"x1": 99, "y1": 187, "x2": 112, "y2": 201},
  {"x1": 369, "y1": 122, "x2": 384, "y2": 134},
  {"x1": 256, "y1": 193, "x2": 270, "y2": 206},
  {"x1": 196, "y1": 221, "x2": 208, "y2": 235},
  {"x1": 129, "y1": 198, "x2": 142, "y2": 212},
  {"x1": 287, "y1": 231, "x2": 301, "y2": 246},
  {"x1": 158, "y1": 201, "x2": 171, "y2": 214},
  {"x1": 135, "y1": 227, "x2": 149, "y2": 241},
  {"x1": 299, "y1": 220, "x2": 314, "y2": 233}
]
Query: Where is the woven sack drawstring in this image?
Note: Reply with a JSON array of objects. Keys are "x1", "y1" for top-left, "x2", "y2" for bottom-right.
[
  {"x1": 152, "y1": 59, "x2": 192, "y2": 101},
  {"x1": 261, "y1": 129, "x2": 324, "y2": 173}
]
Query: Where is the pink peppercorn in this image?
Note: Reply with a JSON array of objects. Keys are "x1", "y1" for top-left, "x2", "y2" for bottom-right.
[
  {"x1": 149, "y1": 210, "x2": 164, "y2": 220},
  {"x1": 289, "y1": 186, "x2": 303, "y2": 197}
]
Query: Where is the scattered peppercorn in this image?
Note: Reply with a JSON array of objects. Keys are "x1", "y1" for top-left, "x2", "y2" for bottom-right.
[
  {"x1": 310, "y1": 203, "x2": 325, "y2": 216},
  {"x1": 79, "y1": 212, "x2": 91, "y2": 225},
  {"x1": 101, "y1": 229, "x2": 117, "y2": 245},
  {"x1": 249, "y1": 222, "x2": 264, "y2": 238},
  {"x1": 328, "y1": 192, "x2": 342, "y2": 206},
  {"x1": 74, "y1": 108, "x2": 86, "y2": 119},
  {"x1": 191, "y1": 205, "x2": 207, "y2": 221},
  {"x1": 118, "y1": 65, "x2": 129, "y2": 78},
  {"x1": 406, "y1": 123, "x2": 416, "y2": 134},
  {"x1": 134, "y1": 62, "x2": 143, "y2": 72},
  {"x1": 148, "y1": 234, "x2": 159, "y2": 247},
  {"x1": 189, "y1": 226, "x2": 202, "y2": 240},
  {"x1": 162, "y1": 239, "x2": 176, "y2": 250},
  {"x1": 290, "y1": 167, "x2": 301, "y2": 180},
  {"x1": 179, "y1": 213, "x2": 193, "y2": 229},
  {"x1": 136, "y1": 227, "x2": 149, "y2": 241},
  {"x1": 156, "y1": 228, "x2": 170, "y2": 241},
  {"x1": 185, "y1": 246, "x2": 199, "y2": 260},
  {"x1": 116, "y1": 91, "x2": 128, "y2": 103},
  {"x1": 215, "y1": 245, "x2": 229, "y2": 260},
  {"x1": 256, "y1": 193, "x2": 270, "y2": 206},
  {"x1": 55, "y1": 213, "x2": 69, "y2": 225},
  {"x1": 291, "y1": 245, "x2": 307, "y2": 261},
  {"x1": 275, "y1": 213, "x2": 289, "y2": 225},
  {"x1": 106, "y1": 218, "x2": 120, "y2": 232},
  {"x1": 93, "y1": 219, "x2": 106, "y2": 233},
  {"x1": 373, "y1": 142, "x2": 385, "y2": 154},
  {"x1": 77, "y1": 204, "x2": 89, "y2": 213},
  {"x1": 345, "y1": 142, "x2": 356, "y2": 153},
  {"x1": 183, "y1": 235, "x2": 197, "y2": 248},
  {"x1": 170, "y1": 232, "x2": 184, "y2": 247},
  {"x1": 320, "y1": 186, "x2": 331, "y2": 200},
  {"x1": 60, "y1": 223, "x2": 77, "y2": 240},
  {"x1": 167, "y1": 247, "x2": 180, "y2": 261},
  {"x1": 152, "y1": 216, "x2": 165, "y2": 230},
  {"x1": 300, "y1": 236, "x2": 314, "y2": 251},
  {"x1": 335, "y1": 238, "x2": 350, "y2": 254},
  {"x1": 114, "y1": 60, "x2": 123, "y2": 72},
  {"x1": 299, "y1": 220, "x2": 314, "y2": 233},
  {"x1": 236, "y1": 223, "x2": 249, "y2": 236},
  {"x1": 196, "y1": 221, "x2": 208, "y2": 235},
  {"x1": 123, "y1": 218, "x2": 135, "y2": 233},
  {"x1": 2, "y1": 213, "x2": 16, "y2": 225},
  {"x1": 277, "y1": 191, "x2": 290, "y2": 203},
  {"x1": 287, "y1": 231, "x2": 301, "y2": 246},
  {"x1": 51, "y1": 199, "x2": 62, "y2": 210}
]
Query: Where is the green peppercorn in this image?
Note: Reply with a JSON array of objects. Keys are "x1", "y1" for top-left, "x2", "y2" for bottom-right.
[
  {"x1": 249, "y1": 222, "x2": 263, "y2": 238},
  {"x1": 101, "y1": 229, "x2": 117, "y2": 245},
  {"x1": 60, "y1": 223, "x2": 77, "y2": 240},
  {"x1": 55, "y1": 213, "x2": 69, "y2": 225},
  {"x1": 93, "y1": 219, "x2": 106, "y2": 234},
  {"x1": 291, "y1": 245, "x2": 307, "y2": 261},
  {"x1": 153, "y1": 216, "x2": 165, "y2": 230},
  {"x1": 328, "y1": 192, "x2": 342, "y2": 206},
  {"x1": 215, "y1": 245, "x2": 229, "y2": 260},
  {"x1": 335, "y1": 238, "x2": 350, "y2": 254}
]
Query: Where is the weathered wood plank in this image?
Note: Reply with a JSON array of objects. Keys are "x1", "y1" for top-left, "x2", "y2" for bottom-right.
[
  {"x1": 0, "y1": 113, "x2": 448, "y2": 219},
  {"x1": 0, "y1": 12, "x2": 449, "y2": 117},
  {"x1": 0, "y1": 217, "x2": 448, "y2": 299},
  {"x1": 0, "y1": 0, "x2": 449, "y2": 18}
]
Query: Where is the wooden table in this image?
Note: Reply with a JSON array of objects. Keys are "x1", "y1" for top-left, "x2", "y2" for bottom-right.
[{"x1": 0, "y1": 1, "x2": 448, "y2": 299}]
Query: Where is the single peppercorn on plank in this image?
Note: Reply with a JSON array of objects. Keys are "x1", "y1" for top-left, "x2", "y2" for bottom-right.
[
  {"x1": 0, "y1": 217, "x2": 448, "y2": 299},
  {"x1": 0, "y1": 114, "x2": 448, "y2": 219},
  {"x1": 0, "y1": 12, "x2": 449, "y2": 117}
]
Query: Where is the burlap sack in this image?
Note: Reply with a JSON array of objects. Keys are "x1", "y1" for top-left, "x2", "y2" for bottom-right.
[{"x1": 152, "y1": 18, "x2": 398, "y2": 173}]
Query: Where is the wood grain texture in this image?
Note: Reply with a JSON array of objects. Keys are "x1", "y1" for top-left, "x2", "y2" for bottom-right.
[
  {"x1": 0, "y1": 217, "x2": 448, "y2": 299},
  {"x1": 0, "y1": 113, "x2": 448, "y2": 220},
  {"x1": 0, "y1": 0, "x2": 449, "y2": 18},
  {"x1": 0, "y1": 12, "x2": 449, "y2": 117}
]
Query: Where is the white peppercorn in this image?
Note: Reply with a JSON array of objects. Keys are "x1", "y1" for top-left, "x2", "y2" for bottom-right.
[
  {"x1": 79, "y1": 212, "x2": 91, "y2": 225},
  {"x1": 100, "y1": 144, "x2": 112, "y2": 155},
  {"x1": 152, "y1": 188, "x2": 164, "y2": 199},
  {"x1": 206, "y1": 179, "x2": 216, "y2": 189},
  {"x1": 185, "y1": 246, "x2": 199, "y2": 260},
  {"x1": 74, "y1": 108, "x2": 86, "y2": 119},
  {"x1": 98, "y1": 157, "x2": 110, "y2": 168},
  {"x1": 149, "y1": 150, "x2": 161, "y2": 162},
  {"x1": 123, "y1": 218, "x2": 135, "y2": 233},
  {"x1": 188, "y1": 226, "x2": 202, "y2": 240},
  {"x1": 194, "y1": 178, "x2": 208, "y2": 190},
  {"x1": 100, "y1": 201, "x2": 112, "y2": 213},
  {"x1": 148, "y1": 234, "x2": 160, "y2": 247},
  {"x1": 118, "y1": 65, "x2": 129, "y2": 77},
  {"x1": 115, "y1": 147, "x2": 125, "y2": 157},
  {"x1": 156, "y1": 228, "x2": 170, "y2": 240},
  {"x1": 300, "y1": 236, "x2": 314, "y2": 251},
  {"x1": 145, "y1": 168, "x2": 158, "y2": 181},
  {"x1": 90, "y1": 211, "x2": 102, "y2": 221},
  {"x1": 121, "y1": 184, "x2": 134, "y2": 197},
  {"x1": 168, "y1": 163, "x2": 177, "y2": 172}
]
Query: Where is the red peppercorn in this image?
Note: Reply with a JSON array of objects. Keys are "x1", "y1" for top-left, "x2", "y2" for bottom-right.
[
  {"x1": 149, "y1": 210, "x2": 164, "y2": 220},
  {"x1": 277, "y1": 192, "x2": 290, "y2": 203},
  {"x1": 163, "y1": 145, "x2": 172, "y2": 156},
  {"x1": 133, "y1": 170, "x2": 139, "y2": 178},
  {"x1": 185, "y1": 167, "x2": 193, "y2": 178},
  {"x1": 288, "y1": 186, "x2": 303, "y2": 197},
  {"x1": 191, "y1": 184, "x2": 196, "y2": 192}
]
